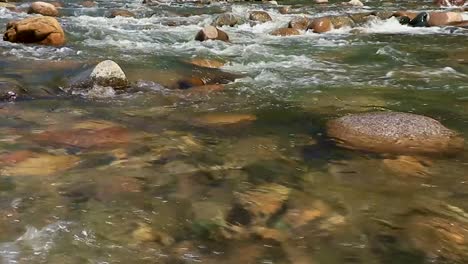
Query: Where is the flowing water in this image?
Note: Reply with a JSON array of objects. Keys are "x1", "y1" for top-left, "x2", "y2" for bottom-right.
[{"x1": 1, "y1": 0, "x2": 468, "y2": 263}]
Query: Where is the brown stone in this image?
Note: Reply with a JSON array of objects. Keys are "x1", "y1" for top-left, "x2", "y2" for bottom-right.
[
  {"x1": 28, "y1": 1, "x2": 58, "y2": 16},
  {"x1": 194, "y1": 25, "x2": 229, "y2": 42},
  {"x1": 327, "y1": 112, "x2": 464, "y2": 155},
  {"x1": 3, "y1": 16, "x2": 65, "y2": 46},
  {"x1": 308, "y1": 17, "x2": 333, "y2": 33},
  {"x1": 108, "y1": 9, "x2": 135, "y2": 18},
  {"x1": 278, "y1": 6, "x2": 289, "y2": 14},
  {"x1": 34, "y1": 126, "x2": 129, "y2": 149},
  {"x1": 428, "y1": 11, "x2": 463, "y2": 26},
  {"x1": 383, "y1": 155, "x2": 432, "y2": 178},
  {"x1": 288, "y1": 17, "x2": 312, "y2": 30},
  {"x1": 81, "y1": 0, "x2": 95, "y2": 7},
  {"x1": 249, "y1": 11, "x2": 272, "y2": 23},
  {"x1": 406, "y1": 215, "x2": 468, "y2": 262},
  {"x1": 271, "y1": 27, "x2": 301, "y2": 36},
  {"x1": 193, "y1": 113, "x2": 256, "y2": 127}
]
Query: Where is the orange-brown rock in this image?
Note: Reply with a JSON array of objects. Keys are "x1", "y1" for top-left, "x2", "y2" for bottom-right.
[
  {"x1": 271, "y1": 27, "x2": 301, "y2": 36},
  {"x1": 308, "y1": 17, "x2": 333, "y2": 33},
  {"x1": 3, "y1": 16, "x2": 65, "y2": 46},
  {"x1": 195, "y1": 25, "x2": 229, "y2": 42},
  {"x1": 34, "y1": 126, "x2": 129, "y2": 149},
  {"x1": 327, "y1": 112, "x2": 464, "y2": 155},
  {"x1": 28, "y1": 1, "x2": 58, "y2": 16},
  {"x1": 428, "y1": 11, "x2": 463, "y2": 26}
]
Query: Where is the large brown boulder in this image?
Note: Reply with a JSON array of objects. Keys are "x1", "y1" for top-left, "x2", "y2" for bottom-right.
[
  {"x1": 28, "y1": 1, "x2": 58, "y2": 17},
  {"x1": 195, "y1": 25, "x2": 229, "y2": 42},
  {"x1": 3, "y1": 16, "x2": 65, "y2": 46},
  {"x1": 327, "y1": 112, "x2": 464, "y2": 155},
  {"x1": 249, "y1": 11, "x2": 272, "y2": 23},
  {"x1": 308, "y1": 17, "x2": 333, "y2": 33}
]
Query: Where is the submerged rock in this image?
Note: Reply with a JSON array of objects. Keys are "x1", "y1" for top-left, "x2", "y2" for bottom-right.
[
  {"x1": 249, "y1": 11, "x2": 272, "y2": 23},
  {"x1": 189, "y1": 58, "x2": 225, "y2": 68},
  {"x1": 34, "y1": 125, "x2": 130, "y2": 149},
  {"x1": 212, "y1": 13, "x2": 242, "y2": 27},
  {"x1": 3, "y1": 16, "x2": 65, "y2": 46},
  {"x1": 28, "y1": 1, "x2": 58, "y2": 17},
  {"x1": 193, "y1": 113, "x2": 256, "y2": 127},
  {"x1": 0, "y1": 78, "x2": 26, "y2": 101},
  {"x1": 108, "y1": 9, "x2": 135, "y2": 18},
  {"x1": 195, "y1": 25, "x2": 229, "y2": 42},
  {"x1": 405, "y1": 213, "x2": 468, "y2": 262},
  {"x1": 270, "y1": 28, "x2": 301, "y2": 36},
  {"x1": 1, "y1": 153, "x2": 79, "y2": 176},
  {"x1": 227, "y1": 183, "x2": 291, "y2": 226},
  {"x1": 382, "y1": 155, "x2": 432, "y2": 178},
  {"x1": 327, "y1": 112, "x2": 464, "y2": 155}
]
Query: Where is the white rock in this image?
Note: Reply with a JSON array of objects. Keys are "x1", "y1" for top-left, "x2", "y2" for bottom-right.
[{"x1": 90, "y1": 60, "x2": 128, "y2": 88}]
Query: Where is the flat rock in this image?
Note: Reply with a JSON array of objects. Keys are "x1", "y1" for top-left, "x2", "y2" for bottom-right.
[
  {"x1": 2, "y1": 153, "x2": 79, "y2": 176},
  {"x1": 108, "y1": 9, "x2": 135, "y2": 18},
  {"x1": 327, "y1": 112, "x2": 464, "y2": 155},
  {"x1": 34, "y1": 126, "x2": 130, "y2": 149}
]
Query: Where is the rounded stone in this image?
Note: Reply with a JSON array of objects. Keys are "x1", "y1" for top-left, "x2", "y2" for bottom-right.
[
  {"x1": 90, "y1": 60, "x2": 128, "y2": 88},
  {"x1": 3, "y1": 16, "x2": 65, "y2": 46},
  {"x1": 308, "y1": 17, "x2": 333, "y2": 33},
  {"x1": 28, "y1": 1, "x2": 58, "y2": 17},
  {"x1": 326, "y1": 112, "x2": 464, "y2": 155},
  {"x1": 249, "y1": 11, "x2": 272, "y2": 23}
]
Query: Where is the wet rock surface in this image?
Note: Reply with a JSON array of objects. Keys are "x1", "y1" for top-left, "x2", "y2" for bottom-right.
[
  {"x1": 327, "y1": 112, "x2": 464, "y2": 155},
  {"x1": 3, "y1": 16, "x2": 65, "y2": 46}
]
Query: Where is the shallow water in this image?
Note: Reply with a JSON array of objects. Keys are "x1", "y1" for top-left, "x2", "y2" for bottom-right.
[{"x1": 1, "y1": 0, "x2": 468, "y2": 263}]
